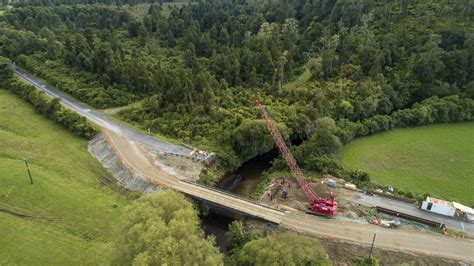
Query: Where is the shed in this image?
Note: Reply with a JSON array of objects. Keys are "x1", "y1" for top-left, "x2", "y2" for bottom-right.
[{"x1": 421, "y1": 197, "x2": 456, "y2": 217}]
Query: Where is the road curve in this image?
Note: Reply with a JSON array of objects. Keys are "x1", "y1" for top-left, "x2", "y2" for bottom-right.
[
  {"x1": 14, "y1": 68, "x2": 196, "y2": 158},
  {"x1": 106, "y1": 129, "x2": 474, "y2": 263},
  {"x1": 13, "y1": 68, "x2": 474, "y2": 262}
]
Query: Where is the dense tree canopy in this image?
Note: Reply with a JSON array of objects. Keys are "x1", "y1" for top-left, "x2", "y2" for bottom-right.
[
  {"x1": 0, "y1": 0, "x2": 472, "y2": 176},
  {"x1": 0, "y1": 56, "x2": 13, "y2": 85},
  {"x1": 114, "y1": 190, "x2": 223, "y2": 265}
]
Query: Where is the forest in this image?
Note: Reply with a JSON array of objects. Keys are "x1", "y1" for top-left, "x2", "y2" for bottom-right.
[{"x1": 0, "y1": 0, "x2": 472, "y2": 182}]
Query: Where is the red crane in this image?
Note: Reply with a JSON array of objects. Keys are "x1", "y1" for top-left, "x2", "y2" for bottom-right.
[{"x1": 255, "y1": 100, "x2": 337, "y2": 216}]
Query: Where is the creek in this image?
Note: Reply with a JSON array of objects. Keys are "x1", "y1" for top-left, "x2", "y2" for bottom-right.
[
  {"x1": 202, "y1": 150, "x2": 277, "y2": 254},
  {"x1": 216, "y1": 150, "x2": 278, "y2": 197}
]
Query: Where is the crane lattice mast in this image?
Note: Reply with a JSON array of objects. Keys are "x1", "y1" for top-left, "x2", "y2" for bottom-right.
[{"x1": 255, "y1": 100, "x2": 337, "y2": 215}]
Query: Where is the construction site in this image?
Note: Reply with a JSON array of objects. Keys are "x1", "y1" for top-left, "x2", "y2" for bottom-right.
[{"x1": 16, "y1": 69, "x2": 474, "y2": 264}]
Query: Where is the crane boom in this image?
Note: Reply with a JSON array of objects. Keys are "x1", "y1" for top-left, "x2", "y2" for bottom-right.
[{"x1": 255, "y1": 100, "x2": 337, "y2": 215}]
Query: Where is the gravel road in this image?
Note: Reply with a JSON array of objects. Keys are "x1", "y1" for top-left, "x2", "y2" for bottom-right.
[
  {"x1": 14, "y1": 68, "x2": 196, "y2": 158},
  {"x1": 354, "y1": 193, "x2": 474, "y2": 235}
]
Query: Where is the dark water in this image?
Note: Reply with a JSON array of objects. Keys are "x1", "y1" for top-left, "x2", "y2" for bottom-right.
[
  {"x1": 217, "y1": 150, "x2": 278, "y2": 197},
  {"x1": 202, "y1": 211, "x2": 235, "y2": 254},
  {"x1": 202, "y1": 151, "x2": 277, "y2": 254}
]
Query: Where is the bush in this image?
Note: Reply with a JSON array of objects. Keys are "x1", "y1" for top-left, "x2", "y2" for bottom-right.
[
  {"x1": 396, "y1": 188, "x2": 406, "y2": 196},
  {"x1": 416, "y1": 194, "x2": 425, "y2": 203},
  {"x1": 114, "y1": 190, "x2": 223, "y2": 265},
  {"x1": 226, "y1": 221, "x2": 250, "y2": 254},
  {"x1": 348, "y1": 170, "x2": 370, "y2": 185},
  {"x1": 0, "y1": 56, "x2": 13, "y2": 86},
  {"x1": 233, "y1": 232, "x2": 330, "y2": 265},
  {"x1": 354, "y1": 257, "x2": 380, "y2": 266},
  {"x1": 5, "y1": 77, "x2": 98, "y2": 139}
]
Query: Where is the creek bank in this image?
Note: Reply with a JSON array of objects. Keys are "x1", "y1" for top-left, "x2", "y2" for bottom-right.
[{"x1": 216, "y1": 150, "x2": 278, "y2": 197}]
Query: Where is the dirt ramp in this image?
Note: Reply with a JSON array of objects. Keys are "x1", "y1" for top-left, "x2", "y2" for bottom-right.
[{"x1": 88, "y1": 133, "x2": 159, "y2": 193}]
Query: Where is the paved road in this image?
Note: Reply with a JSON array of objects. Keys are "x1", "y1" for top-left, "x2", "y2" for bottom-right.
[
  {"x1": 13, "y1": 69, "x2": 474, "y2": 262},
  {"x1": 355, "y1": 194, "x2": 474, "y2": 235},
  {"x1": 14, "y1": 68, "x2": 196, "y2": 158}
]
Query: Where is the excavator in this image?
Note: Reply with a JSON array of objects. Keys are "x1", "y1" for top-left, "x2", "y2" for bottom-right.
[{"x1": 256, "y1": 100, "x2": 338, "y2": 216}]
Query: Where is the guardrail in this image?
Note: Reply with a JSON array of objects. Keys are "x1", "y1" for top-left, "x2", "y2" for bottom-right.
[{"x1": 180, "y1": 179, "x2": 284, "y2": 214}]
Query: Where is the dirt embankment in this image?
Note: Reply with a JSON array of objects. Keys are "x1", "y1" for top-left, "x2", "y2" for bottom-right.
[
  {"x1": 88, "y1": 133, "x2": 159, "y2": 193},
  {"x1": 319, "y1": 236, "x2": 461, "y2": 265},
  {"x1": 146, "y1": 149, "x2": 204, "y2": 182}
]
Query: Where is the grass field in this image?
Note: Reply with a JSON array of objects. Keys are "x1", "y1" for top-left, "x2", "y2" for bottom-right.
[
  {"x1": 0, "y1": 90, "x2": 129, "y2": 264},
  {"x1": 341, "y1": 123, "x2": 474, "y2": 206}
]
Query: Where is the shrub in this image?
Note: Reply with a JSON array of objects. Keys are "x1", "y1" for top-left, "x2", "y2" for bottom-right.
[
  {"x1": 354, "y1": 257, "x2": 380, "y2": 266},
  {"x1": 233, "y1": 232, "x2": 330, "y2": 265},
  {"x1": 5, "y1": 77, "x2": 98, "y2": 139}
]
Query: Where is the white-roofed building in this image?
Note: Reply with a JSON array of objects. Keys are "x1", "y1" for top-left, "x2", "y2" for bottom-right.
[{"x1": 421, "y1": 197, "x2": 456, "y2": 217}]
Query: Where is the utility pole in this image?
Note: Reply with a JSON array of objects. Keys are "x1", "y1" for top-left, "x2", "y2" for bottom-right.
[
  {"x1": 368, "y1": 233, "x2": 377, "y2": 259},
  {"x1": 20, "y1": 157, "x2": 33, "y2": 184}
]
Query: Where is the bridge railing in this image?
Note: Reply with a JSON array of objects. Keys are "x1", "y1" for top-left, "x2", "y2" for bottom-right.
[{"x1": 180, "y1": 179, "x2": 285, "y2": 214}]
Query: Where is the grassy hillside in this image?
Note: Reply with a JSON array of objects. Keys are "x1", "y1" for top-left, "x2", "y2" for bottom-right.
[
  {"x1": 0, "y1": 90, "x2": 128, "y2": 264},
  {"x1": 341, "y1": 123, "x2": 474, "y2": 206}
]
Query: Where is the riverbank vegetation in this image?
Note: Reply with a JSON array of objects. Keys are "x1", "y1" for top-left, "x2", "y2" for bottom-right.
[
  {"x1": 0, "y1": 1, "x2": 472, "y2": 189},
  {"x1": 114, "y1": 190, "x2": 223, "y2": 265},
  {"x1": 225, "y1": 221, "x2": 331, "y2": 265}
]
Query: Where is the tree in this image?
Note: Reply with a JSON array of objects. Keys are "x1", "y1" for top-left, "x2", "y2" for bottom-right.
[
  {"x1": 299, "y1": 117, "x2": 342, "y2": 157},
  {"x1": 226, "y1": 221, "x2": 249, "y2": 253},
  {"x1": 234, "y1": 232, "x2": 330, "y2": 265},
  {"x1": 232, "y1": 119, "x2": 289, "y2": 162},
  {"x1": 410, "y1": 34, "x2": 446, "y2": 100},
  {"x1": 114, "y1": 190, "x2": 223, "y2": 265},
  {"x1": 308, "y1": 56, "x2": 323, "y2": 79},
  {"x1": 0, "y1": 56, "x2": 13, "y2": 85},
  {"x1": 320, "y1": 34, "x2": 340, "y2": 78}
]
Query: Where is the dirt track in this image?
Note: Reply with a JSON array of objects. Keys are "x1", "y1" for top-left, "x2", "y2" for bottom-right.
[{"x1": 105, "y1": 129, "x2": 474, "y2": 263}]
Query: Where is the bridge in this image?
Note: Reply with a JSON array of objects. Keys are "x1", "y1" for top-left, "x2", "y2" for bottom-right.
[{"x1": 14, "y1": 69, "x2": 474, "y2": 262}]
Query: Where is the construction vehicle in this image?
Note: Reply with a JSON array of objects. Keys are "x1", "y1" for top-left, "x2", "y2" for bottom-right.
[{"x1": 255, "y1": 100, "x2": 338, "y2": 216}]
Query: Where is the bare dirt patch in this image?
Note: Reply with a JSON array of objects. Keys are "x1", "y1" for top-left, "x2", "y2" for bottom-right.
[
  {"x1": 258, "y1": 175, "x2": 371, "y2": 221},
  {"x1": 88, "y1": 133, "x2": 159, "y2": 192},
  {"x1": 146, "y1": 149, "x2": 204, "y2": 182}
]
